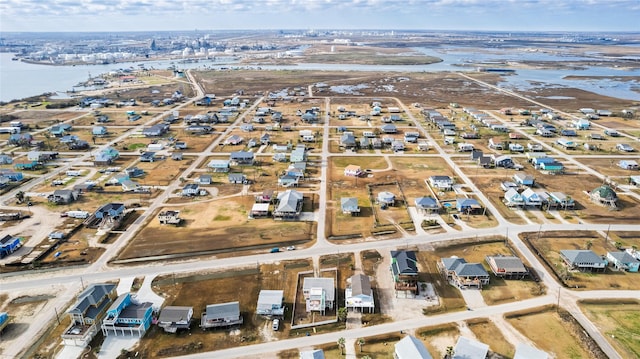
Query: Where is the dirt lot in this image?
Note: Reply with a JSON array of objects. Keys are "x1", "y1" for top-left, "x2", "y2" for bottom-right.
[
  {"x1": 466, "y1": 318, "x2": 515, "y2": 358},
  {"x1": 117, "y1": 198, "x2": 316, "y2": 260},
  {"x1": 506, "y1": 306, "x2": 604, "y2": 359},
  {"x1": 522, "y1": 230, "x2": 640, "y2": 290},
  {"x1": 0, "y1": 293, "x2": 56, "y2": 356},
  {"x1": 580, "y1": 299, "x2": 640, "y2": 359},
  {"x1": 574, "y1": 157, "x2": 640, "y2": 178},
  {"x1": 416, "y1": 323, "x2": 460, "y2": 358}
]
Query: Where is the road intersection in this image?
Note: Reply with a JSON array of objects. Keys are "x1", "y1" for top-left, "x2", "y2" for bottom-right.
[{"x1": 1, "y1": 71, "x2": 639, "y2": 359}]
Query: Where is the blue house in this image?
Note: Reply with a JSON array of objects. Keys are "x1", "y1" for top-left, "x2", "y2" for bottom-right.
[
  {"x1": 415, "y1": 196, "x2": 440, "y2": 213},
  {"x1": 100, "y1": 293, "x2": 153, "y2": 337},
  {"x1": 50, "y1": 124, "x2": 72, "y2": 137},
  {"x1": 92, "y1": 126, "x2": 108, "y2": 136},
  {"x1": 607, "y1": 251, "x2": 640, "y2": 272},
  {"x1": 0, "y1": 155, "x2": 12, "y2": 165},
  {"x1": 0, "y1": 171, "x2": 24, "y2": 181},
  {"x1": 456, "y1": 198, "x2": 482, "y2": 213},
  {"x1": 513, "y1": 173, "x2": 535, "y2": 186},
  {"x1": 60, "y1": 135, "x2": 80, "y2": 144},
  {"x1": 8, "y1": 133, "x2": 33, "y2": 146},
  {"x1": 94, "y1": 203, "x2": 126, "y2": 226},
  {"x1": 94, "y1": 147, "x2": 119, "y2": 166},
  {"x1": 0, "y1": 235, "x2": 22, "y2": 258}
]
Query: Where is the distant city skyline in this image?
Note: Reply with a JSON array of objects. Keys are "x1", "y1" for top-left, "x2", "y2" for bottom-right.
[{"x1": 0, "y1": 0, "x2": 639, "y2": 33}]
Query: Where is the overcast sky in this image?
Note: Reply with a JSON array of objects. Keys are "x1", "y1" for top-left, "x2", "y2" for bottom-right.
[{"x1": 0, "y1": 0, "x2": 638, "y2": 33}]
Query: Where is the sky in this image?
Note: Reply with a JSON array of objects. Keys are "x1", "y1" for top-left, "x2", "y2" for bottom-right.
[{"x1": 0, "y1": 0, "x2": 639, "y2": 33}]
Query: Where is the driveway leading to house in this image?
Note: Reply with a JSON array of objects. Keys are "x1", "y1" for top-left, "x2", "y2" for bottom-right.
[{"x1": 459, "y1": 288, "x2": 487, "y2": 309}]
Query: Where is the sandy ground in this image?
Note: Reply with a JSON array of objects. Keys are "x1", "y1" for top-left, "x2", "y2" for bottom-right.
[{"x1": 374, "y1": 250, "x2": 440, "y2": 322}]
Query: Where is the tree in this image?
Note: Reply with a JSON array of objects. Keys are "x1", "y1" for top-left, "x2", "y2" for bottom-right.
[
  {"x1": 445, "y1": 346, "x2": 455, "y2": 359},
  {"x1": 15, "y1": 190, "x2": 25, "y2": 204},
  {"x1": 357, "y1": 338, "x2": 365, "y2": 352},
  {"x1": 585, "y1": 240, "x2": 593, "y2": 250},
  {"x1": 337, "y1": 337, "x2": 346, "y2": 355},
  {"x1": 337, "y1": 307, "x2": 348, "y2": 322}
]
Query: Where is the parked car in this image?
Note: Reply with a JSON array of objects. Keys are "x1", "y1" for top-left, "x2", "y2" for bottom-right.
[
  {"x1": 616, "y1": 143, "x2": 635, "y2": 152},
  {"x1": 272, "y1": 319, "x2": 280, "y2": 331},
  {"x1": 604, "y1": 129, "x2": 620, "y2": 137},
  {"x1": 270, "y1": 247, "x2": 280, "y2": 253},
  {"x1": 286, "y1": 246, "x2": 296, "y2": 251}
]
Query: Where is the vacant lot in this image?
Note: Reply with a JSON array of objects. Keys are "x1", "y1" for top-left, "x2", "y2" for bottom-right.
[
  {"x1": 117, "y1": 198, "x2": 316, "y2": 260},
  {"x1": 522, "y1": 230, "x2": 640, "y2": 290},
  {"x1": 416, "y1": 323, "x2": 460, "y2": 358},
  {"x1": 467, "y1": 318, "x2": 515, "y2": 358},
  {"x1": 580, "y1": 299, "x2": 640, "y2": 359},
  {"x1": 506, "y1": 306, "x2": 602, "y2": 359}
]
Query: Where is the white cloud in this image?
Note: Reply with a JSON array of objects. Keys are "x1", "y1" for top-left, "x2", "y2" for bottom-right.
[{"x1": 0, "y1": 0, "x2": 637, "y2": 31}]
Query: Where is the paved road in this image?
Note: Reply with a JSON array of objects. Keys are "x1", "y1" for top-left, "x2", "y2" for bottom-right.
[{"x1": 2, "y1": 73, "x2": 640, "y2": 359}]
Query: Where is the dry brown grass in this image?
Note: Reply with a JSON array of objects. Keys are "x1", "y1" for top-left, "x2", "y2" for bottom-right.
[
  {"x1": 117, "y1": 198, "x2": 316, "y2": 260},
  {"x1": 466, "y1": 318, "x2": 515, "y2": 357},
  {"x1": 523, "y1": 230, "x2": 640, "y2": 290},
  {"x1": 580, "y1": 299, "x2": 640, "y2": 359},
  {"x1": 506, "y1": 306, "x2": 598, "y2": 359},
  {"x1": 416, "y1": 323, "x2": 460, "y2": 358},
  {"x1": 135, "y1": 260, "x2": 311, "y2": 358}
]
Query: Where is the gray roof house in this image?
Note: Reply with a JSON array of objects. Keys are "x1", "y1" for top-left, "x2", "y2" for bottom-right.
[
  {"x1": 302, "y1": 277, "x2": 335, "y2": 314},
  {"x1": 340, "y1": 133, "x2": 356, "y2": 148},
  {"x1": 439, "y1": 257, "x2": 490, "y2": 289},
  {"x1": 560, "y1": 250, "x2": 607, "y2": 272},
  {"x1": 485, "y1": 255, "x2": 528, "y2": 279},
  {"x1": 274, "y1": 190, "x2": 304, "y2": 219},
  {"x1": 381, "y1": 124, "x2": 397, "y2": 133},
  {"x1": 142, "y1": 123, "x2": 169, "y2": 137},
  {"x1": 198, "y1": 174, "x2": 212, "y2": 185},
  {"x1": 256, "y1": 290, "x2": 284, "y2": 316},
  {"x1": 229, "y1": 173, "x2": 247, "y2": 184},
  {"x1": 230, "y1": 151, "x2": 255, "y2": 165},
  {"x1": 395, "y1": 335, "x2": 432, "y2": 359},
  {"x1": 157, "y1": 306, "x2": 193, "y2": 333},
  {"x1": 345, "y1": 274, "x2": 374, "y2": 313},
  {"x1": 48, "y1": 189, "x2": 79, "y2": 205},
  {"x1": 341, "y1": 197, "x2": 360, "y2": 215},
  {"x1": 201, "y1": 301, "x2": 243, "y2": 329},
  {"x1": 62, "y1": 283, "x2": 117, "y2": 347},
  {"x1": 606, "y1": 251, "x2": 640, "y2": 272}
]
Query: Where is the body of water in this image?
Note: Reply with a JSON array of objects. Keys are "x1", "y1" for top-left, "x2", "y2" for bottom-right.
[{"x1": 2, "y1": 47, "x2": 639, "y2": 102}]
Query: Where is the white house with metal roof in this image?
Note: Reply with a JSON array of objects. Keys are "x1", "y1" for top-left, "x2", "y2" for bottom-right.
[
  {"x1": 345, "y1": 274, "x2": 375, "y2": 313},
  {"x1": 453, "y1": 336, "x2": 489, "y2": 359},
  {"x1": 394, "y1": 335, "x2": 432, "y2": 359},
  {"x1": 256, "y1": 290, "x2": 284, "y2": 316}
]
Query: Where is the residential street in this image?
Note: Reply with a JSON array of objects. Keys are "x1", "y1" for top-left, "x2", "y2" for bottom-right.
[{"x1": 1, "y1": 68, "x2": 639, "y2": 359}]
